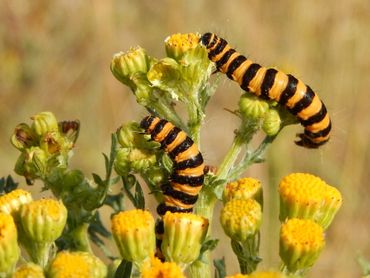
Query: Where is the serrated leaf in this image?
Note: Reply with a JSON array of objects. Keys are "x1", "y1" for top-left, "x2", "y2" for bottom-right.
[
  {"x1": 114, "y1": 260, "x2": 132, "y2": 278},
  {"x1": 200, "y1": 238, "x2": 219, "y2": 254}
]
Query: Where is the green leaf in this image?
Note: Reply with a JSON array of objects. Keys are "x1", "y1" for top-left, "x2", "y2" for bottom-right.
[
  {"x1": 213, "y1": 258, "x2": 226, "y2": 278},
  {"x1": 134, "y1": 180, "x2": 145, "y2": 209},
  {"x1": 114, "y1": 260, "x2": 132, "y2": 278},
  {"x1": 92, "y1": 173, "x2": 104, "y2": 187}
]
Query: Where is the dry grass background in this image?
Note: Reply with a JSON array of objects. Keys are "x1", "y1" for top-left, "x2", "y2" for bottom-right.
[{"x1": 1, "y1": 1, "x2": 369, "y2": 277}]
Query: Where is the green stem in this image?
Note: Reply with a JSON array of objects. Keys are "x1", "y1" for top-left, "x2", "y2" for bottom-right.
[
  {"x1": 188, "y1": 258, "x2": 212, "y2": 278},
  {"x1": 150, "y1": 100, "x2": 186, "y2": 132},
  {"x1": 228, "y1": 135, "x2": 277, "y2": 181},
  {"x1": 216, "y1": 134, "x2": 244, "y2": 180},
  {"x1": 187, "y1": 103, "x2": 202, "y2": 146},
  {"x1": 26, "y1": 242, "x2": 53, "y2": 269},
  {"x1": 71, "y1": 223, "x2": 92, "y2": 253}
]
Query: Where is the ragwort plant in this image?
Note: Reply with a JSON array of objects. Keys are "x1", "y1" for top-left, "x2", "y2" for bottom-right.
[{"x1": 1, "y1": 33, "x2": 343, "y2": 278}]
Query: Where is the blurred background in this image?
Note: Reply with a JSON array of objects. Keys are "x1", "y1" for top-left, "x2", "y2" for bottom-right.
[{"x1": 1, "y1": 0, "x2": 369, "y2": 277}]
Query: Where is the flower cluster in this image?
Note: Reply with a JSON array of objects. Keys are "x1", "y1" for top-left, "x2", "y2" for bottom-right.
[{"x1": 2, "y1": 32, "x2": 343, "y2": 278}]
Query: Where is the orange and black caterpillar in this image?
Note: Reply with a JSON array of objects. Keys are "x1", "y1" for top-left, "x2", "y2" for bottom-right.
[
  {"x1": 200, "y1": 33, "x2": 331, "y2": 148},
  {"x1": 140, "y1": 115, "x2": 205, "y2": 255}
]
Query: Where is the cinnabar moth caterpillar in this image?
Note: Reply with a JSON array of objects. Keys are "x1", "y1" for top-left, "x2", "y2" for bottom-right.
[
  {"x1": 200, "y1": 33, "x2": 331, "y2": 148},
  {"x1": 140, "y1": 115, "x2": 205, "y2": 258}
]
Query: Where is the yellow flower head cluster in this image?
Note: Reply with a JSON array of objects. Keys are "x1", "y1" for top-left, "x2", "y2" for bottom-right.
[
  {"x1": 165, "y1": 33, "x2": 200, "y2": 60},
  {"x1": 161, "y1": 212, "x2": 209, "y2": 264},
  {"x1": 220, "y1": 199, "x2": 262, "y2": 242},
  {"x1": 0, "y1": 189, "x2": 32, "y2": 215},
  {"x1": 280, "y1": 218, "x2": 324, "y2": 272},
  {"x1": 47, "y1": 251, "x2": 106, "y2": 278},
  {"x1": 223, "y1": 177, "x2": 263, "y2": 206},
  {"x1": 13, "y1": 263, "x2": 45, "y2": 278},
  {"x1": 20, "y1": 199, "x2": 67, "y2": 243},
  {"x1": 0, "y1": 212, "x2": 20, "y2": 273},
  {"x1": 111, "y1": 209, "x2": 155, "y2": 264},
  {"x1": 279, "y1": 173, "x2": 342, "y2": 229},
  {"x1": 141, "y1": 256, "x2": 185, "y2": 278}
]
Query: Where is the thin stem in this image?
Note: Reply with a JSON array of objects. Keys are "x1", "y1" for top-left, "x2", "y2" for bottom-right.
[
  {"x1": 228, "y1": 135, "x2": 277, "y2": 181},
  {"x1": 151, "y1": 100, "x2": 186, "y2": 132}
]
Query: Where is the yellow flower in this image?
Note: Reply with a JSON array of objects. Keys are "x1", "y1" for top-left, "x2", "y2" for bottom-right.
[
  {"x1": 111, "y1": 209, "x2": 155, "y2": 266},
  {"x1": 279, "y1": 173, "x2": 342, "y2": 229},
  {"x1": 0, "y1": 212, "x2": 20, "y2": 274},
  {"x1": 13, "y1": 263, "x2": 45, "y2": 278},
  {"x1": 279, "y1": 218, "x2": 325, "y2": 273},
  {"x1": 223, "y1": 177, "x2": 263, "y2": 208},
  {"x1": 0, "y1": 189, "x2": 32, "y2": 215},
  {"x1": 165, "y1": 33, "x2": 200, "y2": 60},
  {"x1": 47, "y1": 251, "x2": 107, "y2": 278},
  {"x1": 19, "y1": 199, "x2": 67, "y2": 243},
  {"x1": 141, "y1": 256, "x2": 186, "y2": 278},
  {"x1": 220, "y1": 199, "x2": 262, "y2": 243},
  {"x1": 161, "y1": 212, "x2": 209, "y2": 266}
]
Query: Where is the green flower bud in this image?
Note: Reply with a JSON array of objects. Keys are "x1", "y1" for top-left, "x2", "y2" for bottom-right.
[
  {"x1": 14, "y1": 147, "x2": 48, "y2": 183},
  {"x1": 13, "y1": 263, "x2": 45, "y2": 278},
  {"x1": 262, "y1": 108, "x2": 281, "y2": 136},
  {"x1": 10, "y1": 123, "x2": 37, "y2": 150},
  {"x1": 223, "y1": 177, "x2": 263, "y2": 209},
  {"x1": 117, "y1": 122, "x2": 157, "y2": 150},
  {"x1": 220, "y1": 199, "x2": 262, "y2": 243},
  {"x1": 144, "y1": 166, "x2": 166, "y2": 186},
  {"x1": 239, "y1": 94, "x2": 269, "y2": 120},
  {"x1": 20, "y1": 199, "x2": 67, "y2": 243},
  {"x1": 111, "y1": 47, "x2": 154, "y2": 90},
  {"x1": 111, "y1": 210, "x2": 156, "y2": 267},
  {"x1": 114, "y1": 148, "x2": 132, "y2": 176},
  {"x1": 279, "y1": 173, "x2": 342, "y2": 230},
  {"x1": 161, "y1": 212, "x2": 209, "y2": 266},
  {"x1": 130, "y1": 148, "x2": 157, "y2": 172},
  {"x1": 0, "y1": 212, "x2": 20, "y2": 274},
  {"x1": 47, "y1": 251, "x2": 107, "y2": 278},
  {"x1": 165, "y1": 33, "x2": 200, "y2": 61},
  {"x1": 31, "y1": 112, "x2": 59, "y2": 137},
  {"x1": 279, "y1": 218, "x2": 325, "y2": 273}
]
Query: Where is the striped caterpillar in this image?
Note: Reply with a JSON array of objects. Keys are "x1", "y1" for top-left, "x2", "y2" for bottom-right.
[
  {"x1": 140, "y1": 115, "x2": 205, "y2": 256},
  {"x1": 200, "y1": 32, "x2": 331, "y2": 148}
]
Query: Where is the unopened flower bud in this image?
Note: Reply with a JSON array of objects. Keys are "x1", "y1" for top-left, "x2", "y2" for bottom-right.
[
  {"x1": 111, "y1": 47, "x2": 153, "y2": 90},
  {"x1": 279, "y1": 218, "x2": 325, "y2": 273},
  {"x1": 279, "y1": 173, "x2": 342, "y2": 229},
  {"x1": 262, "y1": 108, "x2": 281, "y2": 136},
  {"x1": 111, "y1": 210, "x2": 156, "y2": 266},
  {"x1": 220, "y1": 199, "x2": 262, "y2": 243},
  {"x1": 165, "y1": 33, "x2": 200, "y2": 61},
  {"x1": 31, "y1": 112, "x2": 59, "y2": 137},
  {"x1": 14, "y1": 147, "x2": 48, "y2": 183},
  {"x1": 161, "y1": 212, "x2": 209, "y2": 266},
  {"x1": 13, "y1": 263, "x2": 45, "y2": 278},
  {"x1": 117, "y1": 122, "x2": 158, "y2": 150},
  {"x1": 19, "y1": 199, "x2": 67, "y2": 244},
  {"x1": 10, "y1": 123, "x2": 37, "y2": 150},
  {"x1": 47, "y1": 251, "x2": 107, "y2": 278},
  {"x1": 141, "y1": 256, "x2": 185, "y2": 278},
  {"x1": 239, "y1": 94, "x2": 269, "y2": 120},
  {"x1": 223, "y1": 177, "x2": 263, "y2": 208},
  {"x1": 0, "y1": 212, "x2": 20, "y2": 274}
]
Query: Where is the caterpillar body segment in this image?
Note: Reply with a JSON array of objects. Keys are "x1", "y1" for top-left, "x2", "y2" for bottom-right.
[
  {"x1": 140, "y1": 115, "x2": 205, "y2": 214},
  {"x1": 200, "y1": 32, "x2": 331, "y2": 148}
]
